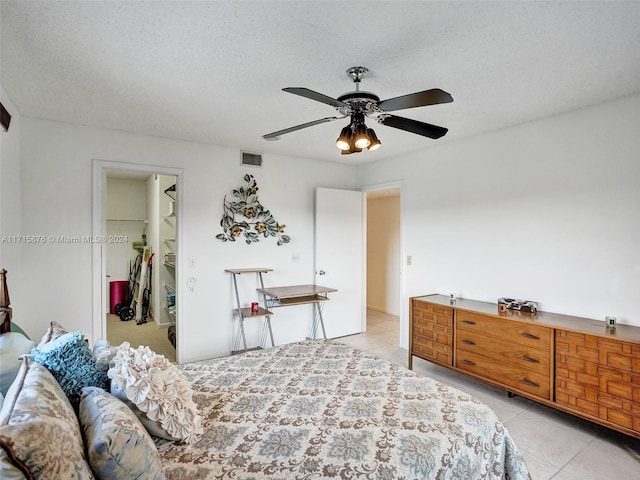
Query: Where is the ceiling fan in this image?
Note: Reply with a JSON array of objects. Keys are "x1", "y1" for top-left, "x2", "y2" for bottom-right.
[{"x1": 262, "y1": 66, "x2": 453, "y2": 154}]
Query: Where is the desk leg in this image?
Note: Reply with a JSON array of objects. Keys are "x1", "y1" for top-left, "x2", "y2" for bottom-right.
[
  {"x1": 308, "y1": 302, "x2": 327, "y2": 340},
  {"x1": 265, "y1": 315, "x2": 275, "y2": 347},
  {"x1": 317, "y1": 302, "x2": 327, "y2": 339},
  {"x1": 238, "y1": 317, "x2": 248, "y2": 352}
]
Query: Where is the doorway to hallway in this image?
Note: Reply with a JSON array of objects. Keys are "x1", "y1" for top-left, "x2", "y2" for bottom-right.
[{"x1": 365, "y1": 186, "x2": 401, "y2": 340}]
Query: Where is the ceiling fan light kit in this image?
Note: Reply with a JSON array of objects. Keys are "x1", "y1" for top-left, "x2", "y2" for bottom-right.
[{"x1": 263, "y1": 66, "x2": 453, "y2": 155}]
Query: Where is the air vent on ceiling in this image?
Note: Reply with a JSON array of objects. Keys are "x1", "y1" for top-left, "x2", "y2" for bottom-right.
[{"x1": 241, "y1": 151, "x2": 263, "y2": 167}]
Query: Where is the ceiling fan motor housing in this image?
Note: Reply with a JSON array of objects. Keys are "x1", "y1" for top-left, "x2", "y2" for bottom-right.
[{"x1": 336, "y1": 91, "x2": 381, "y2": 117}]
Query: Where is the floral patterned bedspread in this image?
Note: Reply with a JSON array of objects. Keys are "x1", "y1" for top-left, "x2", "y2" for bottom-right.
[{"x1": 158, "y1": 341, "x2": 531, "y2": 479}]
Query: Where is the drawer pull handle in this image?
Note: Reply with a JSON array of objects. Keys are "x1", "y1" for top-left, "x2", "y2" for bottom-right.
[
  {"x1": 462, "y1": 320, "x2": 476, "y2": 325},
  {"x1": 462, "y1": 359, "x2": 476, "y2": 366},
  {"x1": 520, "y1": 378, "x2": 539, "y2": 388},
  {"x1": 462, "y1": 340, "x2": 476, "y2": 346},
  {"x1": 521, "y1": 355, "x2": 540, "y2": 363},
  {"x1": 520, "y1": 332, "x2": 540, "y2": 340}
]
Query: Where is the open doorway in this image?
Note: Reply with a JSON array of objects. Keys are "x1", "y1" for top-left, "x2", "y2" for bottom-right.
[
  {"x1": 365, "y1": 186, "x2": 401, "y2": 342},
  {"x1": 104, "y1": 171, "x2": 177, "y2": 362},
  {"x1": 92, "y1": 160, "x2": 182, "y2": 363}
]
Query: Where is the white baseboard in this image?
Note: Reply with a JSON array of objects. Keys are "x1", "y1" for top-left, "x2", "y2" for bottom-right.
[{"x1": 366, "y1": 305, "x2": 387, "y2": 313}]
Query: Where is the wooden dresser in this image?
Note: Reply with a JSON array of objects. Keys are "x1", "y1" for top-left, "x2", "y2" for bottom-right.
[{"x1": 409, "y1": 294, "x2": 640, "y2": 439}]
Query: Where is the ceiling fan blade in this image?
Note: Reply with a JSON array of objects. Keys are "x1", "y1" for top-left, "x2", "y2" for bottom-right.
[
  {"x1": 283, "y1": 87, "x2": 349, "y2": 109},
  {"x1": 262, "y1": 116, "x2": 342, "y2": 140},
  {"x1": 379, "y1": 115, "x2": 448, "y2": 139},
  {"x1": 377, "y1": 88, "x2": 453, "y2": 112}
]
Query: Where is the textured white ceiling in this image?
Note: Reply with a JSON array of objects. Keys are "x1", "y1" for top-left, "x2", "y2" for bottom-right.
[{"x1": 2, "y1": 1, "x2": 640, "y2": 165}]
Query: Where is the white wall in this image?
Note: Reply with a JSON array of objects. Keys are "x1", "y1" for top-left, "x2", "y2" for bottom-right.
[
  {"x1": 106, "y1": 177, "x2": 148, "y2": 283},
  {"x1": 359, "y1": 93, "x2": 640, "y2": 344},
  {"x1": 0, "y1": 87, "x2": 23, "y2": 313},
  {"x1": 18, "y1": 117, "x2": 358, "y2": 362},
  {"x1": 367, "y1": 195, "x2": 400, "y2": 315}
]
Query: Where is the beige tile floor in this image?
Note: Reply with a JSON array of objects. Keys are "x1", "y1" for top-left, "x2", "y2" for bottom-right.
[{"x1": 336, "y1": 309, "x2": 640, "y2": 480}]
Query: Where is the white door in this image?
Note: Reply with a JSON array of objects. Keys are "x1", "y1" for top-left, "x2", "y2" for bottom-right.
[{"x1": 315, "y1": 188, "x2": 364, "y2": 338}]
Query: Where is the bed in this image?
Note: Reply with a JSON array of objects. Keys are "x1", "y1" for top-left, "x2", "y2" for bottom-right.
[
  {"x1": 161, "y1": 340, "x2": 530, "y2": 479},
  {"x1": 0, "y1": 270, "x2": 531, "y2": 479}
]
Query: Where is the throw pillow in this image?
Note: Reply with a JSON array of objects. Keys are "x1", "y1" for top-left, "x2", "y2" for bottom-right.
[
  {"x1": 0, "y1": 332, "x2": 35, "y2": 396},
  {"x1": 9, "y1": 322, "x2": 29, "y2": 339},
  {"x1": 0, "y1": 448, "x2": 26, "y2": 480},
  {"x1": 107, "y1": 342, "x2": 201, "y2": 443},
  {"x1": 30, "y1": 331, "x2": 109, "y2": 407},
  {"x1": 0, "y1": 357, "x2": 94, "y2": 479},
  {"x1": 93, "y1": 339, "x2": 116, "y2": 372},
  {"x1": 37, "y1": 320, "x2": 68, "y2": 347},
  {"x1": 79, "y1": 387, "x2": 166, "y2": 480}
]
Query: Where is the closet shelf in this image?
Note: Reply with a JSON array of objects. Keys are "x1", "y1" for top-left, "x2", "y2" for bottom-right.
[
  {"x1": 164, "y1": 184, "x2": 176, "y2": 201},
  {"x1": 106, "y1": 219, "x2": 148, "y2": 223},
  {"x1": 164, "y1": 305, "x2": 176, "y2": 318},
  {"x1": 162, "y1": 181, "x2": 177, "y2": 329}
]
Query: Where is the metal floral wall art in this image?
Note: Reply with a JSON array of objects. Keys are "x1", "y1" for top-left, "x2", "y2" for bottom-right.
[{"x1": 217, "y1": 174, "x2": 291, "y2": 245}]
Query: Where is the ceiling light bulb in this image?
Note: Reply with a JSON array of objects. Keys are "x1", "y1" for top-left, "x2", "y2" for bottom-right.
[
  {"x1": 336, "y1": 138, "x2": 350, "y2": 151},
  {"x1": 366, "y1": 128, "x2": 382, "y2": 151},
  {"x1": 335, "y1": 125, "x2": 352, "y2": 150},
  {"x1": 354, "y1": 123, "x2": 370, "y2": 149}
]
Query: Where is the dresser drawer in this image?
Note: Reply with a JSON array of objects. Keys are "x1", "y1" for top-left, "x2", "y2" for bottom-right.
[
  {"x1": 456, "y1": 329, "x2": 550, "y2": 375},
  {"x1": 598, "y1": 366, "x2": 640, "y2": 404},
  {"x1": 412, "y1": 300, "x2": 453, "y2": 345},
  {"x1": 555, "y1": 379, "x2": 600, "y2": 417},
  {"x1": 412, "y1": 336, "x2": 452, "y2": 366},
  {"x1": 413, "y1": 322, "x2": 452, "y2": 345},
  {"x1": 555, "y1": 351, "x2": 600, "y2": 416},
  {"x1": 455, "y1": 310, "x2": 552, "y2": 350},
  {"x1": 597, "y1": 338, "x2": 640, "y2": 373},
  {"x1": 456, "y1": 349, "x2": 551, "y2": 399},
  {"x1": 598, "y1": 389, "x2": 640, "y2": 431},
  {"x1": 556, "y1": 330, "x2": 599, "y2": 363},
  {"x1": 412, "y1": 300, "x2": 453, "y2": 328}
]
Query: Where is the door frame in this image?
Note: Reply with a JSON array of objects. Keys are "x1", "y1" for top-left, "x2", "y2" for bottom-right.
[
  {"x1": 362, "y1": 181, "x2": 405, "y2": 347},
  {"x1": 91, "y1": 160, "x2": 183, "y2": 353}
]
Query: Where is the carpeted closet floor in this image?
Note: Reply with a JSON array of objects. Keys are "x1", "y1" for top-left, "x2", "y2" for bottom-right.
[{"x1": 106, "y1": 314, "x2": 176, "y2": 363}]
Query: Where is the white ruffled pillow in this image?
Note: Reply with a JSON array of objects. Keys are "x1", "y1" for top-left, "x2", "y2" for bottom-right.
[
  {"x1": 93, "y1": 339, "x2": 116, "y2": 372},
  {"x1": 107, "y1": 343, "x2": 201, "y2": 443}
]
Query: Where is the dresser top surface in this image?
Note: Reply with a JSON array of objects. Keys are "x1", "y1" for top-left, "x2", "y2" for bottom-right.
[{"x1": 413, "y1": 294, "x2": 640, "y2": 344}]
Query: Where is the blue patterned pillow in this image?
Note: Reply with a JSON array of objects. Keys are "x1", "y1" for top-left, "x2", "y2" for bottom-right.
[
  {"x1": 79, "y1": 387, "x2": 166, "y2": 480},
  {"x1": 30, "y1": 332, "x2": 108, "y2": 407}
]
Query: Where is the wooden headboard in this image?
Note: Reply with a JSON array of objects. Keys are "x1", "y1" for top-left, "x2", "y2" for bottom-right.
[{"x1": 0, "y1": 269, "x2": 12, "y2": 334}]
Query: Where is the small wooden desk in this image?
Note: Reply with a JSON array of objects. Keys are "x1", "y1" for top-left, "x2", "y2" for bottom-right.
[{"x1": 257, "y1": 284, "x2": 336, "y2": 340}]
